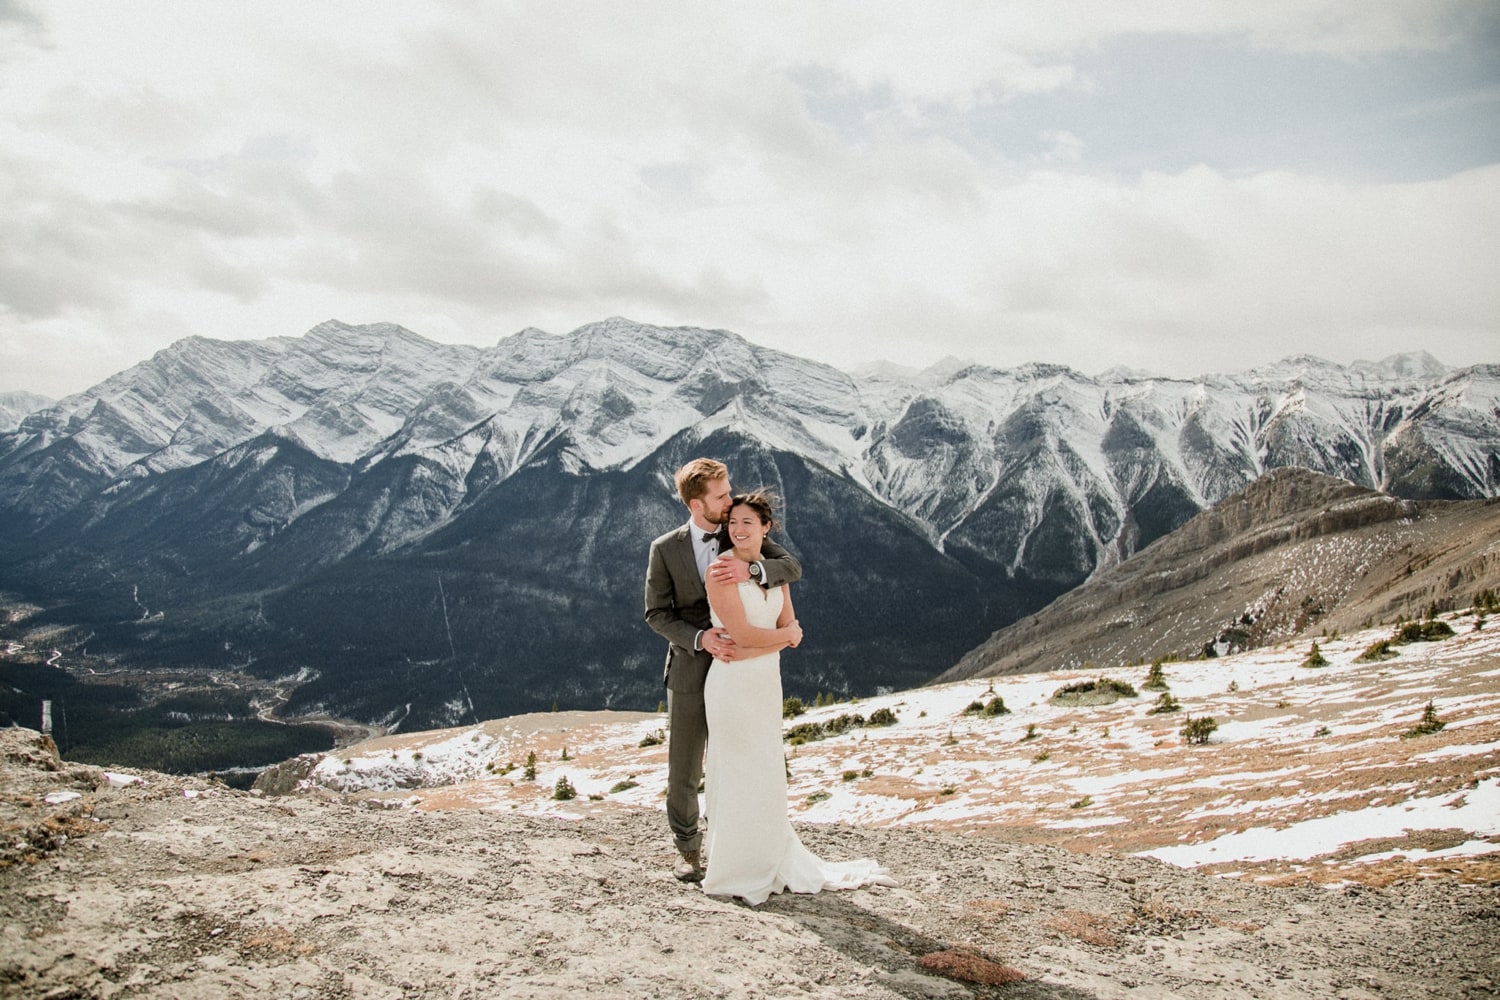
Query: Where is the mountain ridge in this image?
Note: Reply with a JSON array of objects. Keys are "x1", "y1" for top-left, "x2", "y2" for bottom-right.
[
  {"x1": 1, "y1": 319, "x2": 1496, "y2": 758},
  {"x1": 939, "y1": 467, "x2": 1500, "y2": 683}
]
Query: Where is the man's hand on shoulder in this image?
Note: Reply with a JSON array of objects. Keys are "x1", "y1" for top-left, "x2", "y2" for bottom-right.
[{"x1": 706, "y1": 554, "x2": 750, "y2": 586}]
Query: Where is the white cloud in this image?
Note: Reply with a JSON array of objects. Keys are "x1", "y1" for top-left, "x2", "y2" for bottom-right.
[{"x1": 1, "y1": 1, "x2": 1496, "y2": 397}]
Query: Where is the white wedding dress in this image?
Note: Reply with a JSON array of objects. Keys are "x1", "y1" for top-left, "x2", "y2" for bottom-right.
[{"x1": 702, "y1": 581, "x2": 895, "y2": 905}]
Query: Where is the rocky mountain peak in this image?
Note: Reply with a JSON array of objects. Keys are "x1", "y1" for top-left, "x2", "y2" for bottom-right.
[{"x1": 0, "y1": 317, "x2": 1494, "y2": 737}]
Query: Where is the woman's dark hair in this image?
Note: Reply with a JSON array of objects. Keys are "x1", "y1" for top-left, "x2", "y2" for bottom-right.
[{"x1": 731, "y1": 491, "x2": 778, "y2": 529}]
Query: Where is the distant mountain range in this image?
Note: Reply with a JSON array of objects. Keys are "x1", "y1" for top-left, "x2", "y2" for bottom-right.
[
  {"x1": 1, "y1": 318, "x2": 1496, "y2": 750},
  {"x1": 0, "y1": 391, "x2": 53, "y2": 433}
]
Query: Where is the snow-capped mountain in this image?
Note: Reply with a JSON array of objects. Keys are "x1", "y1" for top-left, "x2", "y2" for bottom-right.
[
  {"x1": 0, "y1": 391, "x2": 52, "y2": 434},
  {"x1": 0, "y1": 319, "x2": 1495, "y2": 736}
]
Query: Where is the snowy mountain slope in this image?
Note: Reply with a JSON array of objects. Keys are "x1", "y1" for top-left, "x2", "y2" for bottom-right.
[
  {"x1": 0, "y1": 391, "x2": 52, "y2": 433},
  {"x1": 939, "y1": 467, "x2": 1500, "y2": 683},
  {"x1": 278, "y1": 607, "x2": 1500, "y2": 888},
  {"x1": 0, "y1": 318, "x2": 1495, "y2": 740},
  {"x1": 3, "y1": 319, "x2": 1494, "y2": 544}
]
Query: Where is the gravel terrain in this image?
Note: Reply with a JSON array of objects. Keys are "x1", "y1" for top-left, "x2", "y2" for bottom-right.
[{"x1": 3, "y1": 727, "x2": 1496, "y2": 1000}]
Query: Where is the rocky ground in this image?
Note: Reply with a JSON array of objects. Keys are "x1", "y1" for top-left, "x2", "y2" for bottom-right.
[{"x1": 2, "y1": 727, "x2": 1497, "y2": 1000}]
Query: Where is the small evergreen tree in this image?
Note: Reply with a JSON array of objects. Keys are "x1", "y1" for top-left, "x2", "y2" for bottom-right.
[
  {"x1": 1142, "y1": 659, "x2": 1169, "y2": 691},
  {"x1": 982, "y1": 696, "x2": 1009, "y2": 717},
  {"x1": 552, "y1": 775, "x2": 576, "y2": 800},
  {"x1": 1301, "y1": 641, "x2": 1329, "y2": 669},
  {"x1": 1181, "y1": 716, "x2": 1218, "y2": 745},
  {"x1": 1147, "y1": 692, "x2": 1181, "y2": 715},
  {"x1": 523, "y1": 750, "x2": 537, "y2": 781},
  {"x1": 1401, "y1": 701, "x2": 1446, "y2": 739},
  {"x1": 783, "y1": 696, "x2": 805, "y2": 718}
]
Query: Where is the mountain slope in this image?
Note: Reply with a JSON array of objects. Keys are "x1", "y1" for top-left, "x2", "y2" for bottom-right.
[
  {"x1": 1, "y1": 319, "x2": 1496, "y2": 755},
  {"x1": 937, "y1": 467, "x2": 1500, "y2": 683}
]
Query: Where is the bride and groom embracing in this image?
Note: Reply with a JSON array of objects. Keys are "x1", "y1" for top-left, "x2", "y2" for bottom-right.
[{"x1": 644, "y1": 458, "x2": 895, "y2": 905}]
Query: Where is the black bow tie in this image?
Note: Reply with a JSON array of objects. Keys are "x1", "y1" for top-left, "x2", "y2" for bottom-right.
[{"x1": 702, "y1": 531, "x2": 719, "y2": 543}]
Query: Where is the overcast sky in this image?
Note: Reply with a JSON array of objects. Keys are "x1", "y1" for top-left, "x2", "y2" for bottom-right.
[{"x1": 2, "y1": 1, "x2": 1497, "y2": 399}]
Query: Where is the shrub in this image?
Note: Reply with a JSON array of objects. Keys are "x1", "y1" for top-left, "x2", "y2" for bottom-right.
[
  {"x1": 1314, "y1": 726, "x2": 1331, "y2": 737},
  {"x1": 806, "y1": 791, "x2": 831, "y2": 805},
  {"x1": 1020, "y1": 724, "x2": 1039, "y2": 742},
  {"x1": 981, "y1": 697, "x2": 1009, "y2": 717},
  {"x1": 1050, "y1": 677, "x2": 1138, "y2": 706},
  {"x1": 1395, "y1": 620, "x2": 1455, "y2": 644},
  {"x1": 1070, "y1": 796, "x2": 1092, "y2": 809},
  {"x1": 552, "y1": 775, "x2": 576, "y2": 800},
  {"x1": 785, "y1": 709, "x2": 894, "y2": 745},
  {"x1": 1147, "y1": 692, "x2": 1181, "y2": 715},
  {"x1": 962, "y1": 700, "x2": 985, "y2": 716},
  {"x1": 784, "y1": 722, "x2": 825, "y2": 745},
  {"x1": 1301, "y1": 642, "x2": 1329, "y2": 669},
  {"x1": 917, "y1": 949, "x2": 1025, "y2": 986},
  {"x1": 1401, "y1": 701, "x2": 1446, "y2": 739},
  {"x1": 523, "y1": 750, "x2": 537, "y2": 781},
  {"x1": 825, "y1": 713, "x2": 865, "y2": 735},
  {"x1": 1355, "y1": 639, "x2": 1398, "y2": 663},
  {"x1": 609, "y1": 779, "x2": 639, "y2": 794},
  {"x1": 1180, "y1": 716, "x2": 1218, "y2": 745},
  {"x1": 783, "y1": 697, "x2": 805, "y2": 719},
  {"x1": 638, "y1": 729, "x2": 664, "y2": 748}
]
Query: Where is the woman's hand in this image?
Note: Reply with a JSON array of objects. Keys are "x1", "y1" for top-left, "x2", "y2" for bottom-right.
[{"x1": 784, "y1": 619, "x2": 803, "y2": 648}]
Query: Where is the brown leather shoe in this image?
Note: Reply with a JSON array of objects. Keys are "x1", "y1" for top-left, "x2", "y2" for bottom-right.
[{"x1": 673, "y1": 849, "x2": 704, "y2": 882}]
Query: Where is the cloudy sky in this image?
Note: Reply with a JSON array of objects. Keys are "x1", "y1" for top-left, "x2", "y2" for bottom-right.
[{"x1": 2, "y1": 1, "x2": 1497, "y2": 399}]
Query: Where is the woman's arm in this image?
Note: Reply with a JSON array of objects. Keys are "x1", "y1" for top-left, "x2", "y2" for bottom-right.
[
  {"x1": 776, "y1": 585, "x2": 800, "y2": 647},
  {"x1": 706, "y1": 578, "x2": 802, "y2": 659}
]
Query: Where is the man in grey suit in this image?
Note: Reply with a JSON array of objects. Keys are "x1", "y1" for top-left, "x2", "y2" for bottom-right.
[{"x1": 644, "y1": 457, "x2": 802, "y2": 881}]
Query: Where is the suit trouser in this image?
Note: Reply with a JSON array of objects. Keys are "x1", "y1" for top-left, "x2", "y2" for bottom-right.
[{"x1": 666, "y1": 687, "x2": 708, "y2": 855}]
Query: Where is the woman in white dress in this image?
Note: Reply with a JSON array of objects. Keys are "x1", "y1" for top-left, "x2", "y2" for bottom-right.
[{"x1": 701, "y1": 492, "x2": 895, "y2": 905}]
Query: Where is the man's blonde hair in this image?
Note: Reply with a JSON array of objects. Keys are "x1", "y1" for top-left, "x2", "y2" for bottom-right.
[{"x1": 674, "y1": 458, "x2": 728, "y2": 506}]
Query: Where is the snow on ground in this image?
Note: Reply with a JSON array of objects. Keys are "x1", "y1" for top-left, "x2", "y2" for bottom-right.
[
  {"x1": 301, "y1": 612, "x2": 1500, "y2": 885},
  {"x1": 1143, "y1": 777, "x2": 1500, "y2": 868}
]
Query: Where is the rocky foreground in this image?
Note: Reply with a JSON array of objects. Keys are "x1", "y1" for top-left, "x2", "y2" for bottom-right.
[{"x1": 2, "y1": 727, "x2": 1496, "y2": 1000}]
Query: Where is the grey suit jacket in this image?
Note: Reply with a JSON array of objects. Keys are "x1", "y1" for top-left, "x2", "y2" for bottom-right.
[{"x1": 643, "y1": 525, "x2": 802, "y2": 693}]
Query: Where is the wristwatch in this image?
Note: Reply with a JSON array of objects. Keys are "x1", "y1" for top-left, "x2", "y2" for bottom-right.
[{"x1": 748, "y1": 562, "x2": 763, "y2": 582}]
